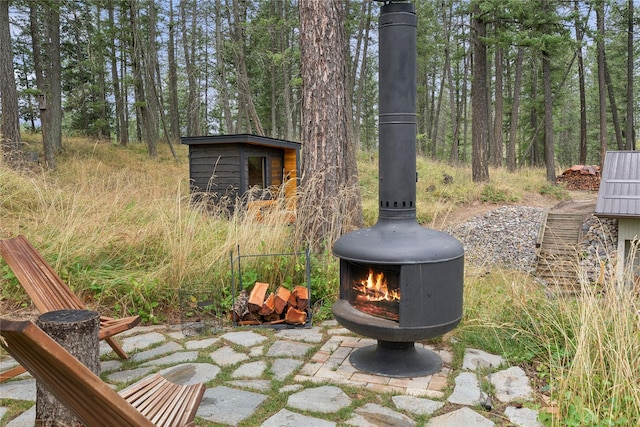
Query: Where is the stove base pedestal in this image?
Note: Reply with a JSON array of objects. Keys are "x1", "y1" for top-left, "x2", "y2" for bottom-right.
[{"x1": 349, "y1": 340, "x2": 442, "y2": 378}]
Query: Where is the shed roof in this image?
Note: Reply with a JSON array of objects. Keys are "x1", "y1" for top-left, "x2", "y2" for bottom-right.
[
  {"x1": 181, "y1": 133, "x2": 301, "y2": 150},
  {"x1": 595, "y1": 151, "x2": 640, "y2": 218}
]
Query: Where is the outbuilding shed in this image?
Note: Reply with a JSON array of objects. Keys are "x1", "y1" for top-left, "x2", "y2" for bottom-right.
[
  {"x1": 181, "y1": 134, "x2": 300, "y2": 213},
  {"x1": 595, "y1": 150, "x2": 640, "y2": 287}
]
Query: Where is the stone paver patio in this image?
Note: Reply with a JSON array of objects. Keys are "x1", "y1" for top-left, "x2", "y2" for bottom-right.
[{"x1": 0, "y1": 320, "x2": 543, "y2": 426}]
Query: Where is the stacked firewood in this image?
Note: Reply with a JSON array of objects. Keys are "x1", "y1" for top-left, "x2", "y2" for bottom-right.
[
  {"x1": 557, "y1": 165, "x2": 601, "y2": 191},
  {"x1": 231, "y1": 282, "x2": 309, "y2": 326}
]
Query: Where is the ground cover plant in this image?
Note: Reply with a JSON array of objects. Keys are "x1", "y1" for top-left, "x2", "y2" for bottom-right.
[{"x1": 2, "y1": 137, "x2": 639, "y2": 425}]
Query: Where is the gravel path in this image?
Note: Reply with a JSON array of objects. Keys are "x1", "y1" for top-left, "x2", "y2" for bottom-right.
[
  {"x1": 447, "y1": 200, "x2": 616, "y2": 284},
  {"x1": 447, "y1": 206, "x2": 545, "y2": 272}
]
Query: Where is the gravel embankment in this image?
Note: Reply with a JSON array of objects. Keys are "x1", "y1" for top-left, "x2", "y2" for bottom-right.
[
  {"x1": 447, "y1": 205, "x2": 617, "y2": 282},
  {"x1": 446, "y1": 206, "x2": 545, "y2": 272}
]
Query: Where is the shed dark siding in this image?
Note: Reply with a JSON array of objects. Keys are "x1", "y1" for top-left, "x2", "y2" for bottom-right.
[{"x1": 188, "y1": 144, "x2": 241, "y2": 198}]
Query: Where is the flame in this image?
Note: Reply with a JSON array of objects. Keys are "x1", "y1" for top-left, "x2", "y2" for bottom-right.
[{"x1": 353, "y1": 268, "x2": 400, "y2": 302}]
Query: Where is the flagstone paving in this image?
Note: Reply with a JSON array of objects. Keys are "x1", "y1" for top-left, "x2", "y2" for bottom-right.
[{"x1": 0, "y1": 320, "x2": 543, "y2": 426}]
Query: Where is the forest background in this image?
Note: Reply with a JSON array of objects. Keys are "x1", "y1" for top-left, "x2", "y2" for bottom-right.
[{"x1": 0, "y1": 0, "x2": 637, "y2": 176}]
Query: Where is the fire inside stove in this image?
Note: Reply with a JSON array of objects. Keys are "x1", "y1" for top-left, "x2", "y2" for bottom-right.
[{"x1": 348, "y1": 263, "x2": 400, "y2": 322}]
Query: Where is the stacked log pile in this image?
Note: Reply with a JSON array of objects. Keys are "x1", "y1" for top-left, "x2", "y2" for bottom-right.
[
  {"x1": 556, "y1": 165, "x2": 600, "y2": 191},
  {"x1": 232, "y1": 282, "x2": 309, "y2": 326}
]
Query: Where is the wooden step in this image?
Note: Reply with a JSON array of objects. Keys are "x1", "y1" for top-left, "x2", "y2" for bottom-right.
[{"x1": 535, "y1": 211, "x2": 585, "y2": 289}]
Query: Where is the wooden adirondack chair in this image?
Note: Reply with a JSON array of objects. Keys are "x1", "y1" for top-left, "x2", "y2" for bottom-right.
[
  {"x1": 0, "y1": 318, "x2": 205, "y2": 427},
  {"x1": 0, "y1": 235, "x2": 141, "y2": 382}
]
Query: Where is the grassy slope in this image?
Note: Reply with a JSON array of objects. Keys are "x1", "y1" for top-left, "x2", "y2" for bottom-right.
[
  {"x1": 1, "y1": 140, "x2": 294, "y2": 322},
  {"x1": 1, "y1": 139, "x2": 567, "y2": 319}
]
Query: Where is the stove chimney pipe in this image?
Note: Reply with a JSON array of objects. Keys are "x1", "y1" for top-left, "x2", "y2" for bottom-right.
[{"x1": 378, "y1": 1, "x2": 417, "y2": 221}]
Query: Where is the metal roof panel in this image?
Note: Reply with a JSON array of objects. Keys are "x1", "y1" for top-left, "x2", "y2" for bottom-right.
[{"x1": 595, "y1": 151, "x2": 640, "y2": 217}]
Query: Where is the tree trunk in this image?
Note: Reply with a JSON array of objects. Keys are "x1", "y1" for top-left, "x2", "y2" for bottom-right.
[
  {"x1": 626, "y1": 0, "x2": 634, "y2": 150},
  {"x1": 167, "y1": 0, "x2": 180, "y2": 144},
  {"x1": 129, "y1": 1, "x2": 157, "y2": 157},
  {"x1": 354, "y1": 0, "x2": 372, "y2": 149},
  {"x1": 215, "y1": 0, "x2": 233, "y2": 134},
  {"x1": 507, "y1": 48, "x2": 523, "y2": 171},
  {"x1": 350, "y1": 0, "x2": 367, "y2": 95},
  {"x1": 94, "y1": 6, "x2": 110, "y2": 140},
  {"x1": 16, "y1": 50, "x2": 37, "y2": 133},
  {"x1": 298, "y1": 0, "x2": 362, "y2": 247},
  {"x1": 542, "y1": 49, "x2": 556, "y2": 183},
  {"x1": 230, "y1": 0, "x2": 263, "y2": 135},
  {"x1": 603, "y1": 55, "x2": 624, "y2": 150},
  {"x1": 148, "y1": 1, "x2": 176, "y2": 159},
  {"x1": 426, "y1": 71, "x2": 436, "y2": 153},
  {"x1": 471, "y1": 5, "x2": 489, "y2": 182},
  {"x1": 118, "y1": 2, "x2": 131, "y2": 144},
  {"x1": 340, "y1": 1, "x2": 361, "y2": 232},
  {"x1": 48, "y1": 3, "x2": 62, "y2": 155},
  {"x1": 143, "y1": 0, "x2": 160, "y2": 157},
  {"x1": 529, "y1": 59, "x2": 540, "y2": 166},
  {"x1": 461, "y1": 37, "x2": 469, "y2": 163},
  {"x1": 180, "y1": 0, "x2": 200, "y2": 136},
  {"x1": 108, "y1": 1, "x2": 128, "y2": 146},
  {"x1": 0, "y1": 0, "x2": 21, "y2": 163},
  {"x1": 596, "y1": 0, "x2": 607, "y2": 165},
  {"x1": 280, "y1": 0, "x2": 294, "y2": 141},
  {"x1": 269, "y1": 1, "x2": 278, "y2": 137},
  {"x1": 492, "y1": 46, "x2": 503, "y2": 167},
  {"x1": 443, "y1": 1, "x2": 460, "y2": 163},
  {"x1": 574, "y1": 0, "x2": 587, "y2": 164},
  {"x1": 446, "y1": 47, "x2": 460, "y2": 163},
  {"x1": 30, "y1": 2, "x2": 58, "y2": 169}
]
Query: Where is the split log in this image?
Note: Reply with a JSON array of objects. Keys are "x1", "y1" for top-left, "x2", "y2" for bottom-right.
[
  {"x1": 263, "y1": 312, "x2": 281, "y2": 322},
  {"x1": 248, "y1": 282, "x2": 269, "y2": 312},
  {"x1": 263, "y1": 319, "x2": 287, "y2": 325},
  {"x1": 274, "y1": 286, "x2": 291, "y2": 314},
  {"x1": 235, "y1": 281, "x2": 309, "y2": 326},
  {"x1": 258, "y1": 292, "x2": 275, "y2": 316},
  {"x1": 556, "y1": 166, "x2": 601, "y2": 191},
  {"x1": 241, "y1": 311, "x2": 262, "y2": 323},
  {"x1": 231, "y1": 290, "x2": 249, "y2": 322},
  {"x1": 284, "y1": 307, "x2": 307, "y2": 325},
  {"x1": 237, "y1": 320, "x2": 261, "y2": 326},
  {"x1": 289, "y1": 286, "x2": 309, "y2": 310}
]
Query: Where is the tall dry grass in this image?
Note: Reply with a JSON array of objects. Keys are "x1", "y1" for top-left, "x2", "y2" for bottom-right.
[
  {"x1": 1, "y1": 140, "x2": 295, "y2": 320},
  {"x1": 462, "y1": 245, "x2": 640, "y2": 425}
]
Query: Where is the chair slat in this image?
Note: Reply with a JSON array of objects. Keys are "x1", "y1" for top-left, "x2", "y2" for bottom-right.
[
  {"x1": 0, "y1": 235, "x2": 141, "y2": 382},
  {"x1": 1, "y1": 319, "x2": 204, "y2": 427}
]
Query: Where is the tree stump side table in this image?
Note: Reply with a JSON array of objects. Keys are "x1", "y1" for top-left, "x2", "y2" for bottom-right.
[{"x1": 35, "y1": 309, "x2": 100, "y2": 427}]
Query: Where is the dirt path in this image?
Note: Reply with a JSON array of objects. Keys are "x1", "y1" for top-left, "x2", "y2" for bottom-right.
[
  {"x1": 548, "y1": 190, "x2": 597, "y2": 214},
  {"x1": 431, "y1": 189, "x2": 598, "y2": 230}
]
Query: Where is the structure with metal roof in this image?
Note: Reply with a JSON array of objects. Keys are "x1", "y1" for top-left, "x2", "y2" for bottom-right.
[
  {"x1": 595, "y1": 151, "x2": 640, "y2": 218},
  {"x1": 595, "y1": 151, "x2": 640, "y2": 288}
]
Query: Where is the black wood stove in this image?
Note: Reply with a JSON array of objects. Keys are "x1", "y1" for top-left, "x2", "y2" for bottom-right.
[{"x1": 332, "y1": 1, "x2": 464, "y2": 378}]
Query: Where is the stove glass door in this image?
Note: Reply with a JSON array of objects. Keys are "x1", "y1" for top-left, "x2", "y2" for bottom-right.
[{"x1": 345, "y1": 261, "x2": 400, "y2": 322}]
